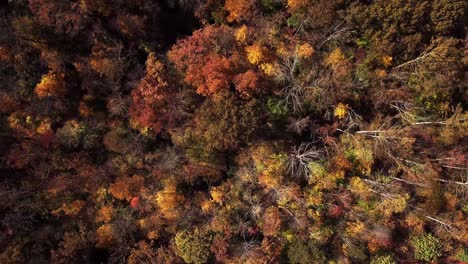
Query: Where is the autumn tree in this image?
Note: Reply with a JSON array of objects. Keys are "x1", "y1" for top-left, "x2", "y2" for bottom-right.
[
  {"x1": 109, "y1": 175, "x2": 144, "y2": 201},
  {"x1": 187, "y1": 93, "x2": 262, "y2": 151},
  {"x1": 129, "y1": 54, "x2": 188, "y2": 134},
  {"x1": 175, "y1": 228, "x2": 214, "y2": 264},
  {"x1": 225, "y1": 0, "x2": 256, "y2": 23},
  {"x1": 155, "y1": 178, "x2": 185, "y2": 220},
  {"x1": 168, "y1": 25, "x2": 263, "y2": 96},
  {"x1": 262, "y1": 206, "x2": 282, "y2": 237},
  {"x1": 35, "y1": 71, "x2": 67, "y2": 98}
]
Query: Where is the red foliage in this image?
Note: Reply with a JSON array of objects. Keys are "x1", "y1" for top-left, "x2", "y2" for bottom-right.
[
  {"x1": 36, "y1": 132, "x2": 55, "y2": 149},
  {"x1": 168, "y1": 25, "x2": 263, "y2": 97},
  {"x1": 327, "y1": 204, "x2": 343, "y2": 218},
  {"x1": 130, "y1": 54, "x2": 181, "y2": 133},
  {"x1": 196, "y1": 55, "x2": 232, "y2": 95},
  {"x1": 234, "y1": 70, "x2": 260, "y2": 96},
  {"x1": 130, "y1": 197, "x2": 140, "y2": 209},
  {"x1": 28, "y1": 0, "x2": 87, "y2": 37}
]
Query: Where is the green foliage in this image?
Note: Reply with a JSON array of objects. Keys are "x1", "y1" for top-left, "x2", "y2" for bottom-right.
[
  {"x1": 287, "y1": 238, "x2": 326, "y2": 264},
  {"x1": 287, "y1": 14, "x2": 302, "y2": 28},
  {"x1": 267, "y1": 97, "x2": 288, "y2": 119},
  {"x1": 454, "y1": 248, "x2": 468, "y2": 262},
  {"x1": 175, "y1": 229, "x2": 213, "y2": 264},
  {"x1": 411, "y1": 234, "x2": 442, "y2": 262},
  {"x1": 356, "y1": 37, "x2": 369, "y2": 49},
  {"x1": 261, "y1": 0, "x2": 284, "y2": 13}
]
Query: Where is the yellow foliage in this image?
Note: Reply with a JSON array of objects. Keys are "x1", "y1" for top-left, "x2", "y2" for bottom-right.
[
  {"x1": 250, "y1": 144, "x2": 287, "y2": 190},
  {"x1": 334, "y1": 103, "x2": 348, "y2": 119},
  {"x1": 349, "y1": 177, "x2": 371, "y2": 197},
  {"x1": 378, "y1": 194, "x2": 409, "y2": 217},
  {"x1": 155, "y1": 179, "x2": 184, "y2": 220},
  {"x1": 346, "y1": 221, "x2": 365, "y2": 237},
  {"x1": 210, "y1": 186, "x2": 225, "y2": 204},
  {"x1": 36, "y1": 119, "x2": 52, "y2": 134},
  {"x1": 96, "y1": 206, "x2": 114, "y2": 223},
  {"x1": 326, "y1": 48, "x2": 346, "y2": 66},
  {"x1": 235, "y1": 25, "x2": 248, "y2": 43},
  {"x1": 260, "y1": 63, "x2": 278, "y2": 77},
  {"x1": 246, "y1": 43, "x2": 264, "y2": 65},
  {"x1": 200, "y1": 199, "x2": 214, "y2": 213},
  {"x1": 276, "y1": 44, "x2": 289, "y2": 57},
  {"x1": 382, "y1": 55, "x2": 393, "y2": 67},
  {"x1": 405, "y1": 213, "x2": 425, "y2": 234},
  {"x1": 296, "y1": 43, "x2": 315, "y2": 59},
  {"x1": 53, "y1": 200, "x2": 85, "y2": 216},
  {"x1": 326, "y1": 48, "x2": 350, "y2": 76},
  {"x1": 306, "y1": 190, "x2": 323, "y2": 206}
]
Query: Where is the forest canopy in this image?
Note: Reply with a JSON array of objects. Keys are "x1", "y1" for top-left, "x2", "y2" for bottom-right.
[{"x1": 0, "y1": 0, "x2": 467, "y2": 263}]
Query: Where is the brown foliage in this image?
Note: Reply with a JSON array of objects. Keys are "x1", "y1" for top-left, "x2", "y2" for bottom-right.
[
  {"x1": 262, "y1": 207, "x2": 282, "y2": 237},
  {"x1": 109, "y1": 175, "x2": 145, "y2": 201},
  {"x1": 130, "y1": 54, "x2": 181, "y2": 133}
]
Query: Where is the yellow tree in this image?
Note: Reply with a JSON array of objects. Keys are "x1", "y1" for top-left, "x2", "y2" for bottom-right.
[{"x1": 155, "y1": 178, "x2": 184, "y2": 220}]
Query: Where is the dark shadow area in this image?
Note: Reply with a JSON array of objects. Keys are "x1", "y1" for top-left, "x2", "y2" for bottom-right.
[{"x1": 158, "y1": 0, "x2": 200, "y2": 49}]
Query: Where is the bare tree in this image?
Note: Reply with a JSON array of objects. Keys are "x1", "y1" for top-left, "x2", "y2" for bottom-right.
[
  {"x1": 287, "y1": 116, "x2": 311, "y2": 135},
  {"x1": 287, "y1": 142, "x2": 321, "y2": 178},
  {"x1": 318, "y1": 22, "x2": 353, "y2": 49}
]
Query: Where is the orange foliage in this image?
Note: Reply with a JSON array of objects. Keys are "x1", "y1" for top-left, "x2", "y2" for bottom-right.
[
  {"x1": 262, "y1": 207, "x2": 282, "y2": 236},
  {"x1": 96, "y1": 224, "x2": 116, "y2": 247},
  {"x1": 109, "y1": 175, "x2": 145, "y2": 201},
  {"x1": 96, "y1": 206, "x2": 114, "y2": 223},
  {"x1": 169, "y1": 25, "x2": 262, "y2": 96},
  {"x1": 130, "y1": 54, "x2": 180, "y2": 133},
  {"x1": 234, "y1": 70, "x2": 260, "y2": 96},
  {"x1": 35, "y1": 72, "x2": 67, "y2": 98},
  {"x1": 287, "y1": 0, "x2": 309, "y2": 11},
  {"x1": 196, "y1": 55, "x2": 232, "y2": 95},
  {"x1": 53, "y1": 200, "x2": 86, "y2": 216},
  {"x1": 225, "y1": 0, "x2": 255, "y2": 23}
]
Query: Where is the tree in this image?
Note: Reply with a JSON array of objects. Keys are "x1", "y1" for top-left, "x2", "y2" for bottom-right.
[
  {"x1": 188, "y1": 93, "x2": 262, "y2": 151},
  {"x1": 35, "y1": 72, "x2": 67, "y2": 98},
  {"x1": 168, "y1": 25, "x2": 234, "y2": 96},
  {"x1": 411, "y1": 233, "x2": 442, "y2": 262},
  {"x1": 370, "y1": 255, "x2": 397, "y2": 264},
  {"x1": 128, "y1": 241, "x2": 157, "y2": 264},
  {"x1": 130, "y1": 53, "x2": 183, "y2": 133},
  {"x1": 262, "y1": 207, "x2": 282, "y2": 237},
  {"x1": 287, "y1": 238, "x2": 325, "y2": 264},
  {"x1": 155, "y1": 179, "x2": 184, "y2": 220},
  {"x1": 168, "y1": 25, "x2": 262, "y2": 96},
  {"x1": 28, "y1": 0, "x2": 88, "y2": 37},
  {"x1": 225, "y1": 0, "x2": 256, "y2": 23},
  {"x1": 109, "y1": 175, "x2": 144, "y2": 201},
  {"x1": 175, "y1": 229, "x2": 214, "y2": 264}
]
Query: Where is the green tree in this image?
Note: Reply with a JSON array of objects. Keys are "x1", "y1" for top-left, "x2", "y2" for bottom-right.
[
  {"x1": 175, "y1": 229, "x2": 214, "y2": 264},
  {"x1": 411, "y1": 233, "x2": 442, "y2": 262},
  {"x1": 287, "y1": 238, "x2": 325, "y2": 264}
]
